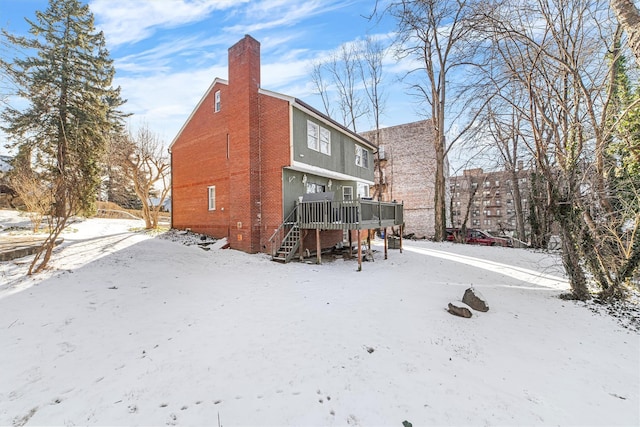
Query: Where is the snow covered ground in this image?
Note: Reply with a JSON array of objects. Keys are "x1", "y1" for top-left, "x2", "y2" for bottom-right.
[{"x1": 0, "y1": 210, "x2": 638, "y2": 426}]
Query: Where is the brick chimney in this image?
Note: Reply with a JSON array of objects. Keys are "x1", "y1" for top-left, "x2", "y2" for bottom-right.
[{"x1": 227, "y1": 35, "x2": 261, "y2": 253}]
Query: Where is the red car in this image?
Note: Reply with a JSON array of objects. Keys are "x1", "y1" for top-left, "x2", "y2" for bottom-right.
[{"x1": 446, "y1": 228, "x2": 511, "y2": 247}]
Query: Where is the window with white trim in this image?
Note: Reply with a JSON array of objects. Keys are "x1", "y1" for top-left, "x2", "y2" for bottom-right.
[
  {"x1": 307, "y1": 121, "x2": 319, "y2": 151},
  {"x1": 208, "y1": 186, "x2": 216, "y2": 210},
  {"x1": 320, "y1": 127, "x2": 331, "y2": 155},
  {"x1": 306, "y1": 182, "x2": 326, "y2": 194},
  {"x1": 214, "y1": 90, "x2": 221, "y2": 112},
  {"x1": 343, "y1": 186, "x2": 353, "y2": 201},
  {"x1": 355, "y1": 146, "x2": 369, "y2": 168},
  {"x1": 307, "y1": 120, "x2": 331, "y2": 155},
  {"x1": 357, "y1": 182, "x2": 369, "y2": 198}
]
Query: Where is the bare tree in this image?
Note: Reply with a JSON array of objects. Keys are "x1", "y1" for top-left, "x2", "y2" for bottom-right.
[
  {"x1": 310, "y1": 60, "x2": 333, "y2": 117},
  {"x1": 116, "y1": 125, "x2": 170, "y2": 230},
  {"x1": 9, "y1": 166, "x2": 52, "y2": 233},
  {"x1": 386, "y1": 0, "x2": 488, "y2": 241},
  {"x1": 479, "y1": 0, "x2": 640, "y2": 299},
  {"x1": 609, "y1": 0, "x2": 640, "y2": 65},
  {"x1": 328, "y1": 44, "x2": 369, "y2": 132},
  {"x1": 358, "y1": 36, "x2": 388, "y2": 200}
]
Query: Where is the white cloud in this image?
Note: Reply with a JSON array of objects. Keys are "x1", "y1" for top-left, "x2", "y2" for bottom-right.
[
  {"x1": 223, "y1": 0, "x2": 352, "y2": 34},
  {"x1": 90, "y1": 0, "x2": 247, "y2": 46},
  {"x1": 115, "y1": 64, "x2": 227, "y2": 143}
]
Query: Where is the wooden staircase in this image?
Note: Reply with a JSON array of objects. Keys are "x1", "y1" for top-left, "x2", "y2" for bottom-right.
[
  {"x1": 272, "y1": 224, "x2": 301, "y2": 263},
  {"x1": 268, "y1": 207, "x2": 301, "y2": 263}
]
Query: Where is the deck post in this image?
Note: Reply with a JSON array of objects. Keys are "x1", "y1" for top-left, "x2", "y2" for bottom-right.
[
  {"x1": 399, "y1": 224, "x2": 403, "y2": 253},
  {"x1": 299, "y1": 230, "x2": 305, "y2": 261},
  {"x1": 357, "y1": 229, "x2": 362, "y2": 271},
  {"x1": 384, "y1": 227, "x2": 388, "y2": 259},
  {"x1": 316, "y1": 228, "x2": 321, "y2": 264},
  {"x1": 349, "y1": 231, "x2": 353, "y2": 258},
  {"x1": 366, "y1": 231, "x2": 372, "y2": 261}
]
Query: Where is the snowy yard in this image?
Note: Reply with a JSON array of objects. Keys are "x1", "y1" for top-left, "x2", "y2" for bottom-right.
[{"x1": 0, "y1": 211, "x2": 638, "y2": 426}]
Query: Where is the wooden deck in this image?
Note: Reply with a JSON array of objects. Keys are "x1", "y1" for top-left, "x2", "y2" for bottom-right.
[
  {"x1": 297, "y1": 199, "x2": 403, "y2": 230},
  {"x1": 269, "y1": 199, "x2": 404, "y2": 268}
]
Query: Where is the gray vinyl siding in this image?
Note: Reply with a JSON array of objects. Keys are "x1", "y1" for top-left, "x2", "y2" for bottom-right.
[
  {"x1": 291, "y1": 108, "x2": 374, "y2": 182},
  {"x1": 282, "y1": 168, "x2": 362, "y2": 218}
]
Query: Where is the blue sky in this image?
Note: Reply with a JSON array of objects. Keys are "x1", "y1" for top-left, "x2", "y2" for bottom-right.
[{"x1": 1, "y1": 0, "x2": 426, "y2": 152}]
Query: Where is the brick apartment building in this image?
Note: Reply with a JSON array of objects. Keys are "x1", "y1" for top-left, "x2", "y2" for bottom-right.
[
  {"x1": 170, "y1": 35, "x2": 402, "y2": 257},
  {"x1": 449, "y1": 166, "x2": 530, "y2": 238},
  {"x1": 360, "y1": 120, "x2": 440, "y2": 239}
]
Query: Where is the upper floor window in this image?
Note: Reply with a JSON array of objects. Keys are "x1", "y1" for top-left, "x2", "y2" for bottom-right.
[
  {"x1": 208, "y1": 186, "x2": 216, "y2": 210},
  {"x1": 214, "y1": 90, "x2": 221, "y2": 112},
  {"x1": 307, "y1": 121, "x2": 319, "y2": 151},
  {"x1": 355, "y1": 146, "x2": 369, "y2": 168},
  {"x1": 306, "y1": 120, "x2": 331, "y2": 156},
  {"x1": 320, "y1": 127, "x2": 331, "y2": 155}
]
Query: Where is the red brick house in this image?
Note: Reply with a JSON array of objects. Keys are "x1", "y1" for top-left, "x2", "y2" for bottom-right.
[{"x1": 170, "y1": 35, "x2": 402, "y2": 263}]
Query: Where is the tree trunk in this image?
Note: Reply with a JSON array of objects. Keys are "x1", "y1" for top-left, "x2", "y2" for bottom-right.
[
  {"x1": 434, "y1": 141, "x2": 447, "y2": 241},
  {"x1": 559, "y1": 224, "x2": 591, "y2": 300},
  {"x1": 610, "y1": 0, "x2": 640, "y2": 65}
]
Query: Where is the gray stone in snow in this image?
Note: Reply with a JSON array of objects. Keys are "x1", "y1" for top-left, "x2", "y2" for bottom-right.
[
  {"x1": 448, "y1": 302, "x2": 473, "y2": 318},
  {"x1": 462, "y1": 287, "x2": 489, "y2": 312}
]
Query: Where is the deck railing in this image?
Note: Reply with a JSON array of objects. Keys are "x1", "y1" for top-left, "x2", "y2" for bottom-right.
[
  {"x1": 297, "y1": 199, "x2": 403, "y2": 230},
  {"x1": 268, "y1": 205, "x2": 298, "y2": 257}
]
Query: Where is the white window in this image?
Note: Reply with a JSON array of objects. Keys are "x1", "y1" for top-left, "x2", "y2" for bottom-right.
[
  {"x1": 214, "y1": 90, "x2": 221, "y2": 112},
  {"x1": 208, "y1": 186, "x2": 216, "y2": 210},
  {"x1": 343, "y1": 186, "x2": 353, "y2": 201},
  {"x1": 355, "y1": 146, "x2": 369, "y2": 168},
  {"x1": 320, "y1": 127, "x2": 331, "y2": 155},
  {"x1": 306, "y1": 182, "x2": 326, "y2": 194},
  {"x1": 307, "y1": 121, "x2": 319, "y2": 151},
  {"x1": 357, "y1": 182, "x2": 369, "y2": 198}
]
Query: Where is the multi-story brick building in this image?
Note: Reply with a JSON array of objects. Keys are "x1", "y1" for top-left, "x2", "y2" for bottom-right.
[
  {"x1": 360, "y1": 120, "x2": 440, "y2": 239},
  {"x1": 170, "y1": 35, "x2": 402, "y2": 259},
  {"x1": 449, "y1": 166, "x2": 530, "y2": 238}
]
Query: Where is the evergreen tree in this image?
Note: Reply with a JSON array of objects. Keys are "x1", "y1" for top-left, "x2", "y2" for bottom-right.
[{"x1": 1, "y1": 0, "x2": 126, "y2": 216}]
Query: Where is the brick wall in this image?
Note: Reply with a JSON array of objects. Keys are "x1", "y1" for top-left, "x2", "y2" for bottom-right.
[
  {"x1": 361, "y1": 120, "x2": 438, "y2": 239},
  {"x1": 257, "y1": 94, "x2": 291, "y2": 251},
  {"x1": 171, "y1": 35, "x2": 294, "y2": 253},
  {"x1": 171, "y1": 79, "x2": 231, "y2": 238}
]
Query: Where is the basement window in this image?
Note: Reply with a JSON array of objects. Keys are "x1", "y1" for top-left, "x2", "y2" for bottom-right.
[{"x1": 208, "y1": 186, "x2": 216, "y2": 210}]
